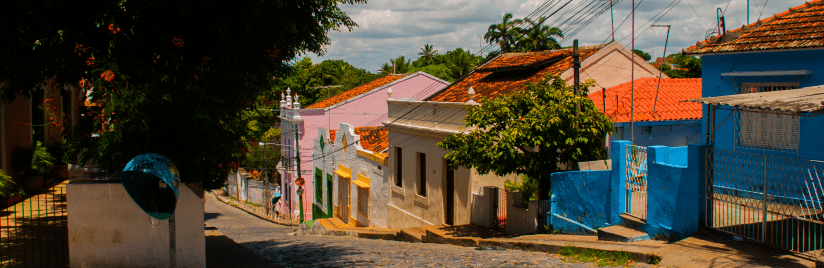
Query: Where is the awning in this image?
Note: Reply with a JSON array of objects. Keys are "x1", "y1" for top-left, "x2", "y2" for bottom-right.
[
  {"x1": 720, "y1": 70, "x2": 812, "y2": 77},
  {"x1": 333, "y1": 164, "x2": 351, "y2": 178},
  {"x1": 352, "y1": 173, "x2": 371, "y2": 188},
  {"x1": 685, "y1": 85, "x2": 824, "y2": 114}
]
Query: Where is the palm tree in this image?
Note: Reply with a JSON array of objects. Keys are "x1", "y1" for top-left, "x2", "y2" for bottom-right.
[
  {"x1": 443, "y1": 48, "x2": 481, "y2": 80},
  {"x1": 387, "y1": 56, "x2": 412, "y2": 74},
  {"x1": 514, "y1": 17, "x2": 564, "y2": 52},
  {"x1": 418, "y1": 44, "x2": 439, "y2": 65},
  {"x1": 484, "y1": 13, "x2": 522, "y2": 53}
]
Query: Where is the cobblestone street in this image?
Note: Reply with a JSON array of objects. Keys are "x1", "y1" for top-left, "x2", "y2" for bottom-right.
[{"x1": 205, "y1": 193, "x2": 647, "y2": 268}]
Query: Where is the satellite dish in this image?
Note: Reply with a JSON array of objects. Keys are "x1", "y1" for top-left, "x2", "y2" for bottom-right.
[{"x1": 120, "y1": 153, "x2": 181, "y2": 220}]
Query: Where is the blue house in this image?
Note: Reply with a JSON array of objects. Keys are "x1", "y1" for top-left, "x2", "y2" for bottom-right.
[{"x1": 683, "y1": 1, "x2": 824, "y2": 255}]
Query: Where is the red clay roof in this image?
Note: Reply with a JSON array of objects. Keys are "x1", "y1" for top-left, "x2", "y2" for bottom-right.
[
  {"x1": 588, "y1": 78, "x2": 702, "y2": 122},
  {"x1": 684, "y1": 0, "x2": 824, "y2": 54},
  {"x1": 427, "y1": 45, "x2": 605, "y2": 103},
  {"x1": 353, "y1": 127, "x2": 388, "y2": 156},
  {"x1": 305, "y1": 74, "x2": 409, "y2": 109}
]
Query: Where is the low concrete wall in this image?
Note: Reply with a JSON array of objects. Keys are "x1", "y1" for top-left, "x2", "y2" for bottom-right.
[
  {"x1": 548, "y1": 141, "x2": 708, "y2": 239},
  {"x1": 549, "y1": 170, "x2": 611, "y2": 234},
  {"x1": 67, "y1": 181, "x2": 205, "y2": 268},
  {"x1": 505, "y1": 192, "x2": 538, "y2": 235}
]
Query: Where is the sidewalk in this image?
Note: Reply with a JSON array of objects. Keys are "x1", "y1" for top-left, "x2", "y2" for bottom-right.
[
  {"x1": 211, "y1": 189, "x2": 816, "y2": 267},
  {"x1": 212, "y1": 190, "x2": 299, "y2": 226},
  {"x1": 303, "y1": 219, "x2": 816, "y2": 267}
]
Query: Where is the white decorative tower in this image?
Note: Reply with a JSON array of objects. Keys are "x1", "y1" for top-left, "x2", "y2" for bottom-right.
[{"x1": 467, "y1": 87, "x2": 477, "y2": 104}]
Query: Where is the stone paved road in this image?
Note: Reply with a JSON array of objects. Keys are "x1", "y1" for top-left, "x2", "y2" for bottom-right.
[{"x1": 205, "y1": 193, "x2": 649, "y2": 268}]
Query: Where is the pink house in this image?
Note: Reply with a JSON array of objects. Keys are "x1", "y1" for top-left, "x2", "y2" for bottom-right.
[{"x1": 276, "y1": 72, "x2": 449, "y2": 220}]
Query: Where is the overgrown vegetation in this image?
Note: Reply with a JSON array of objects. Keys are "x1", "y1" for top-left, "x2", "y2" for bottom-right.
[
  {"x1": 0, "y1": 170, "x2": 24, "y2": 200},
  {"x1": 504, "y1": 175, "x2": 539, "y2": 208},
  {"x1": 557, "y1": 245, "x2": 636, "y2": 267},
  {"x1": 439, "y1": 74, "x2": 613, "y2": 199}
]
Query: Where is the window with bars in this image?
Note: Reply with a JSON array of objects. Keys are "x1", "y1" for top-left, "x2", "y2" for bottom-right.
[
  {"x1": 358, "y1": 186, "x2": 369, "y2": 216},
  {"x1": 736, "y1": 82, "x2": 800, "y2": 151}
]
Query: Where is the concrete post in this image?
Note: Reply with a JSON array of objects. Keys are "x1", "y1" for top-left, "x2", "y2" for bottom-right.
[{"x1": 609, "y1": 140, "x2": 631, "y2": 225}]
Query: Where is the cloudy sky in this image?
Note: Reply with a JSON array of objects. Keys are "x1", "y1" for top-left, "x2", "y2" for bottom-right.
[{"x1": 309, "y1": 0, "x2": 809, "y2": 72}]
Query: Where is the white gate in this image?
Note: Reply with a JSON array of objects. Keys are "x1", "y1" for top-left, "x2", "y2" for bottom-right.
[{"x1": 625, "y1": 145, "x2": 648, "y2": 219}]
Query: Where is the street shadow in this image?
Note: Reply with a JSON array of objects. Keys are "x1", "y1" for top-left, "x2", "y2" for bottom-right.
[
  {"x1": 204, "y1": 212, "x2": 222, "y2": 221},
  {"x1": 670, "y1": 231, "x2": 813, "y2": 268},
  {"x1": 436, "y1": 224, "x2": 509, "y2": 239}
]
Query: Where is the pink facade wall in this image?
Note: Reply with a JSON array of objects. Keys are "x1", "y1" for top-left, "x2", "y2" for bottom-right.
[{"x1": 279, "y1": 72, "x2": 448, "y2": 219}]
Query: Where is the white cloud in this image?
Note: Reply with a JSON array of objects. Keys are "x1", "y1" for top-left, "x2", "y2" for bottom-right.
[{"x1": 311, "y1": 0, "x2": 811, "y2": 71}]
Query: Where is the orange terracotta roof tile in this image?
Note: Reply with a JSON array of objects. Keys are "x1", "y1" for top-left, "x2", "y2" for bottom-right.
[
  {"x1": 353, "y1": 126, "x2": 388, "y2": 156},
  {"x1": 328, "y1": 130, "x2": 337, "y2": 145},
  {"x1": 305, "y1": 74, "x2": 409, "y2": 109},
  {"x1": 588, "y1": 78, "x2": 702, "y2": 122},
  {"x1": 427, "y1": 45, "x2": 605, "y2": 103},
  {"x1": 684, "y1": 0, "x2": 824, "y2": 54}
]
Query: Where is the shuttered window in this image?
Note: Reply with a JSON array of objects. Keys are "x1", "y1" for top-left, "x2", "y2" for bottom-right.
[{"x1": 737, "y1": 82, "x2": 800, "y2": 151}]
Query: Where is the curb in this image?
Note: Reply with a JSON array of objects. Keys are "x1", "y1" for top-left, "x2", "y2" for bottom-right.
[{"x1": 211, "y1": 191, "x2": 299, "y2": 226}]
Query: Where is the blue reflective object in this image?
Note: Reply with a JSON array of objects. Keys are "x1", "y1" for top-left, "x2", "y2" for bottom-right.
[{"x1": 120, "y1": 153, "x2": 181, "y2": 220}]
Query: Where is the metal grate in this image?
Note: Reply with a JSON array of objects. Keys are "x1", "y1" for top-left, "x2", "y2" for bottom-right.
[
  {"x1": 707, "y1": 148, "x2": 824, "y2": 256},
  {"x1": 738, "y1": 82, "x2": 799, "y2": 94},
  {"x1": 1, "y1": 182, "x2": 69, "y2": 267},
  {"x1": 737, "y1": 110, "x2": 800, "y2": 151},
  {"x1": 492, "y1": 187, "x2": 507, "y2": 231},
  {"x1": 625, "y1": 145, "x2": 648, "y2": 219}
]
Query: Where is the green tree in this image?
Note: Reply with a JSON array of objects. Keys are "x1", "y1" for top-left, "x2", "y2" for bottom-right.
[
  {"x1": 662, "y1": 53, "x2": 701, "y2": 78},
  {"x1": 409, "y1": 64, "x2": 453, "y2": 82},
  {"x1": 438, "y1": 74, "x2": 613, "y2": 198},
  {"x1": 1, "y1": 0, "x2": 364, "y2": 189},
  {"x1": 418, "y1": 44, "x2": 439, "y2": 65},
  {"x1": 633, "y1": 49, "x2": 652, "y2": 62},
  {"x1": 484, "y1": 13, "x2": 523, "y2": 53},
  {"x1": 381, "y1": 55, "x2": 412, "y2": 74},
  {"x1": 442, "y1": 48, "x2": 483, "y2": 81},
  {"x1": 513, "y1": 17, "x2": 563, "y2": 52}
]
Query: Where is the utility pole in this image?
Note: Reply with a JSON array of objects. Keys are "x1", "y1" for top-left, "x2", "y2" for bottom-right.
[
  {"x1": 651, "y1": 25, "x2": 671, "y2": 119},
  {"x1": 747, "y1": 0, "x2": 750, "y2": 25},
  {"x1": 631, "y1": 0, "x2": 635, "y2": 144},
  {"x1": 573, "y1": 39, "x2": 581, "y2": 116},
  {"x1": 295, "y1": 124, "x2": 304, "y2": 223}
]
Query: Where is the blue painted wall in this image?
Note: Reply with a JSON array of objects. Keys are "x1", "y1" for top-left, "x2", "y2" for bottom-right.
[
  {"x1": 701, "y1": 50, "x2": 824, "y2": 161},
  {"x1": 549, "y1": 170, "x2": 612, "y2": 234},
  {"x1": 611, "y1": 122, "x2": 701, "y2": 148},
  {"x1": 549, "y1": 141, "x2": 709, "y2": 239}
]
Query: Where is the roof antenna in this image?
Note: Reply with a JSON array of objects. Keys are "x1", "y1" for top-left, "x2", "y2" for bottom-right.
[
  {"x1": 717, "y1": 8, "x2": 726, "y2": 35},
  {"x1": 650, "y1": 24, "x2": 671, "y2": 119}
]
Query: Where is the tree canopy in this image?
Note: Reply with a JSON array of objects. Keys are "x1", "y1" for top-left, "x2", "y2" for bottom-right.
[
  {"x1": 1, "y1": 0, "x2": 365, "y2": 189},
  {"x1": 274, "y1": 58, "x2": 382, "y2": 107},
  {"x1": 485, "y1": 13, "x2": 564, "y2": 53},
  {"x1": 633, "y1": 49, "x2": 652, "y2": 62},
  {"x1": 438, "y1": 74, "x2": 613, "y2": 197},
  {"x1": 660, "y1": 53, "x2": 701, "y2": 78}
]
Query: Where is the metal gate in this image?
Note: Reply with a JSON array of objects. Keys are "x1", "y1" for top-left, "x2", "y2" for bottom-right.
[
  {"x1": 1, "y1": 182, "x2": 69, "y2": 267},
  {"x1": 707, "y1": 148, "x2": 824, "y2": 256},
  {"x1": 625, "y1": 145, "x2": 648, "y2": 219}
]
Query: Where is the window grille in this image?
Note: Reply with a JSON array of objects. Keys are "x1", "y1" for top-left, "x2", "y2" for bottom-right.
[
  {"x1": 738, "y1": 82, "x2": 798, "y2": 94},
  {"x1": 737, "y1": 109, "x2": 800, "y2": 151},
  {"x1": 358, "y1": 186, "x2": 369, "y2": 216},
  {"x1": 735, "y1": 82, "x2": 800, "y2": 151}
]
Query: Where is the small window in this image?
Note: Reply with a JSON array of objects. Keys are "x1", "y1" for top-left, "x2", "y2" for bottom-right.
[
  {"x1": 418, "y1": 152, "x2": 427, "y2": 197},
  {"x1": 314, "y1": 168, "x2": 323, "y2": 202},
  {"x1": 358, "y1": 186, "x2": 369, "y2": 216},
  {"x1": 395, "y1": 147, "x2": 403, "y2": 187},
  {"x1": 736, "y1": 82, "x2": 800, "y2": 151}
]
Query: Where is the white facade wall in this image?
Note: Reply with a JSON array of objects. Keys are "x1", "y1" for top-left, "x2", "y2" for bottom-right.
[
  {"x1": 312, "y1": 123, "x2": 389, "y2": 227},
  {"x1": 67, "y1": 182, "x2": 205, "y2": 268}
]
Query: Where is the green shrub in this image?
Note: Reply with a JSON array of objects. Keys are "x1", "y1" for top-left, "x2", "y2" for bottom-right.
[
  {"x1": 0, "y1": 170, "x2": 23, "y2": 199},
  {"x1": 504, "y1": 175, "x2": 539, "y2": 208}
]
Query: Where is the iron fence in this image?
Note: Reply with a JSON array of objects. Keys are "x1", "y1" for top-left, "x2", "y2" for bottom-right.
[
  {"x1": 1, "y1": 182, "x2": 69, "y2": 267},
  {"x1": 537, "y1": 199, "x2": 552, "y2": 232},
  {"x1": 625, "y1": 145, "x2": 648, "y2": 219},
  {"x1": 707, "y1": 148, "x2": 824, "y2": 256}
]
